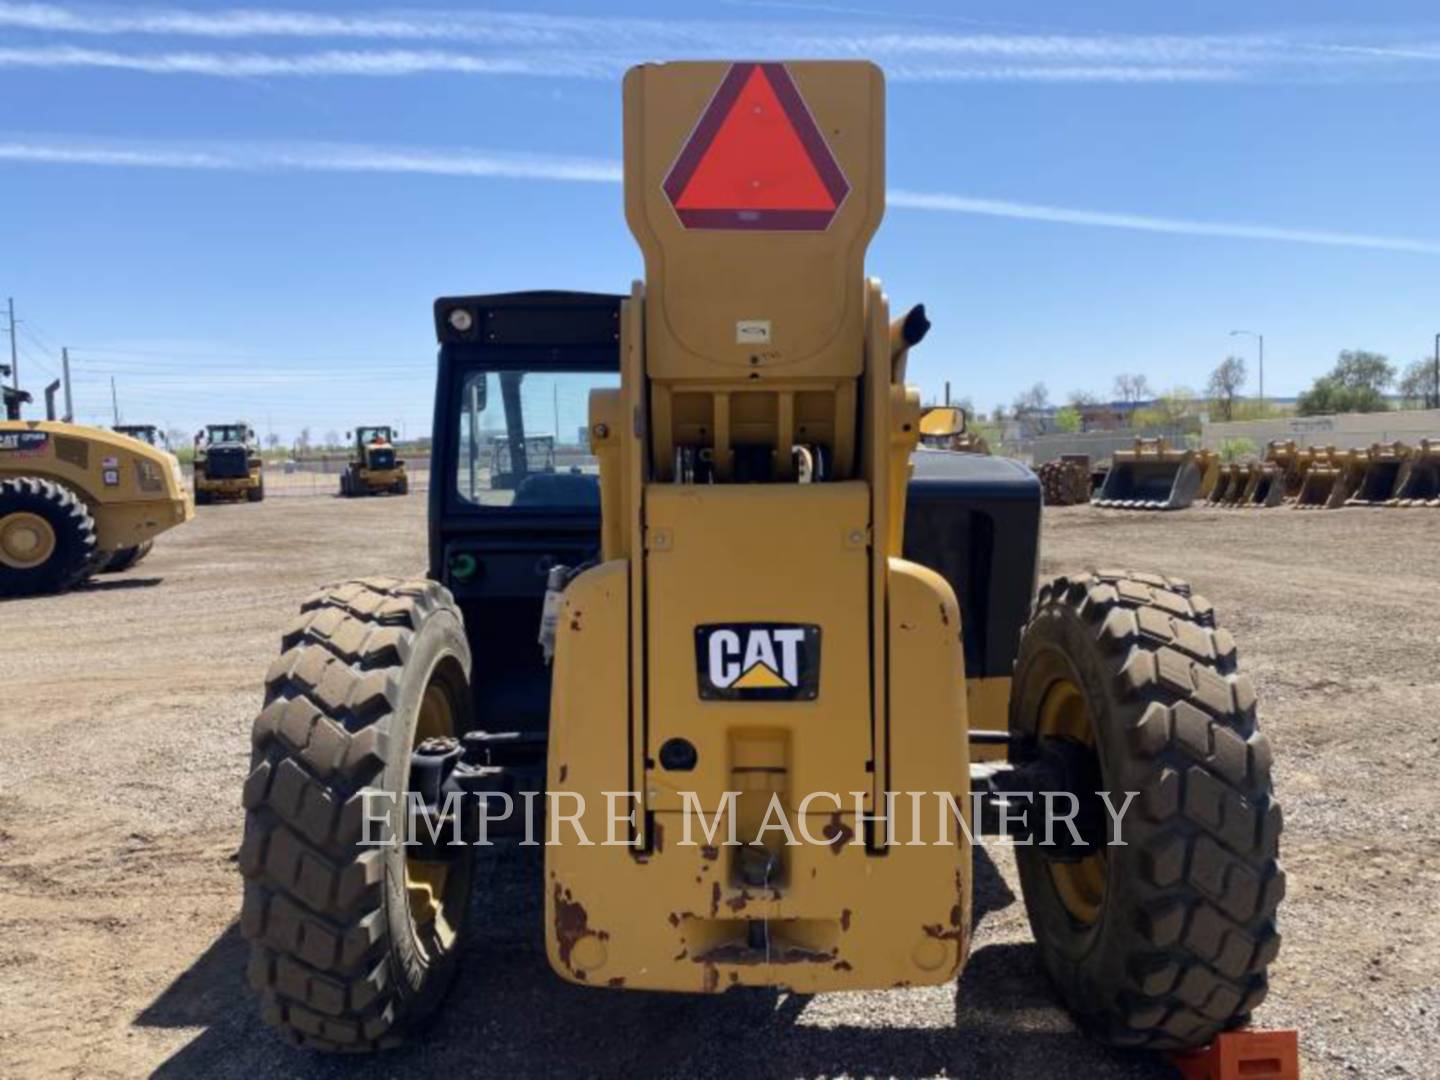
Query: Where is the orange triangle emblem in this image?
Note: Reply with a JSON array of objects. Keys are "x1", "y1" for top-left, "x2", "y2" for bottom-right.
[
  {"x1": 733, "y1": 662, "x2": 790, "y2": 689},
  {"x1": 663, "y1": 63, "x2": 849, "y2": 231}
]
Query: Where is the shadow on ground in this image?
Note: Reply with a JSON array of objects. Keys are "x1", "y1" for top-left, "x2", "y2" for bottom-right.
[
  {"x1": 138, "y1": 847, "x2": 1172, "y2": 1080},
  {"x1": 80, "y1": 576, "x2": 165, "y2": 591}
]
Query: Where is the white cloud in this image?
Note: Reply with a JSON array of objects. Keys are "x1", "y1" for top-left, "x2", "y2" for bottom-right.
[
  {"x1": 1, "y1": 135, "x2": 1434, "y2": 255},
  {"x1": 886, "y1": 189, "x2": 1440, "y2": 255},
  {"x1": 0, "y1": 3, "x2": 1436, "y2": 83}
]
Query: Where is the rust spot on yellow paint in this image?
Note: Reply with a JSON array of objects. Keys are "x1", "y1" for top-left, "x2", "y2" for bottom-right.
[
  {"x1": 553, "y1": 884, "x2": 608, "y2": 972},
  {"x1": 939, "y1": 603, "x2": 951, "y2": 626},
  {"x1": 710, "y1": 880, "x2": 721, "y2": 917},
  {"x1": 607, "y1": 976, "x2": 626, "y2": 988},
  {"x1": 822, "y1": 812, "x2": 853, "y2": 853},
  {"x1": 702, "y1": 964, "x2": 719, "y2": 992},
  {"x1": 653, "y1": 820, "x2": 665, "y2": 853},
  {"x1": 695, "y1": 942, "x2": 836, "y2": 966},
  {"x1": 558, "y1": 764, "x2": 568, "y2": 784},
  {"x1": 833, "y1": 959, "x2": 853, "y2": 972},
  {"x1": 840, "y1": 908, "x2": 851, "y2": 931},
  {"x1": 700, "y1": 844, "x2": 719, "y2": 861}
]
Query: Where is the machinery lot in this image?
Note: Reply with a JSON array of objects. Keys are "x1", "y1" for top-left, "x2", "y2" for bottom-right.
[{"x1": 0, "y1": 495, "x2": 1435, "y2": 1079}]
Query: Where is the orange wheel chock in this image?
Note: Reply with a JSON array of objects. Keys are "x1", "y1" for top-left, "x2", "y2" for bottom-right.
[{"x1": 1170, "y1": 1029, "x2": 1299, "y2": 1080}]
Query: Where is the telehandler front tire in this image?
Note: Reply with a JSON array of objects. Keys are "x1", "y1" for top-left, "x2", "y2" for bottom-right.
[
  {"x1": 0, "y1": 477, "x2": 98, "y2": 597},
  {"x1": 248, "y1": 477, "x2": 266, "y2": 503},
  {"x1": 240, "y1": 577, "x2": 475, "y2": 1051},
  {"x1": 1011, "y1": 570, "x2": 1283, "y2": 1050}
]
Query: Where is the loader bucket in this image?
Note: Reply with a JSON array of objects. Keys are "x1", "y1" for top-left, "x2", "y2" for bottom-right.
[
  {"x1": 1264, "y1": 440, "x2": 1304, "y2": 497},
  {"x1": 1210, "y1": 463, "x2": 1252, "y2": 507},
  {"x1": 1244, "y1": 464, "x2": 1286, "y2": 507},
  {"x1": 1390, "y1": 438, "x2": 1440, "y2": 506},
  {"x1": 1206, "y1": 465, "x2": 1236, "y2": 505},
  {"x1": 1346, "y1": 442, "x2": 1409, "y2": 506},
  {"x1": 1194, "y1": 449, "x2": 1220, "y2": 499},
  {"x1": 1092, "y1": 438, "x2": 1201, "y2": 510},
  {"x1": 1296, "y1": 450, "x2": 1366, "y2": 509}
]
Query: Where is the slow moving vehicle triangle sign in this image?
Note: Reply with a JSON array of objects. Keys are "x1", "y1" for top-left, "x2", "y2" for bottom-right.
[{"x1": 663, "y1": 62, "x2": 850, "y2": 231}]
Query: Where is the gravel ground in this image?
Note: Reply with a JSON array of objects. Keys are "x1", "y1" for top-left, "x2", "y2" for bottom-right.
[{"x1": 0, "y1": 495, "x2": 1435, "y2": 1079}]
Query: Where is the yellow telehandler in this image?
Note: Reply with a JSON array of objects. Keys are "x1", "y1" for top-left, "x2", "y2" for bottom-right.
[{"x1": 239, "y1": 60, "x2": 1282, "y2": 1057}]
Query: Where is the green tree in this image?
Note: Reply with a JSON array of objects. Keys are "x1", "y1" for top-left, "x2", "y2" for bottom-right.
[
  {"x1": 1398, "y1": 358, "x2": 1439, "y2": 409},
  {"x1": 1053, "y1": 405, "x2": 1082, "y2": 433},
  {"x1": 1297, "y1": 350, "x2": 1395, "y2": 416},
  {"x1": 1219, "y1": 437, "x2": 1257, "y2": 463}
]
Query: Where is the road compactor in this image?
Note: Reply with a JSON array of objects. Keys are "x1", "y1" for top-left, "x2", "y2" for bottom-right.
[
  {"x1": 1, "y1": 398, "x2": 192, "y2": 595},
  {"x1": 239, "y1": 60, "x2": 1282, "y2": 1057}
]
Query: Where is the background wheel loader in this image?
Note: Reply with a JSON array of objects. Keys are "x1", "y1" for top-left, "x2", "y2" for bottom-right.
[
  {"x1": 239, "y1": 60, "x2": 1282, "y2": 1057},
  {"x1": 339, "y1": 425, "x2": 408, "y2": 497},
  {"x1": 193, "y1": 422, "x2": 264, "y2": 504},
  {"x1": 0, "y1": 388, "x2": 193, "y2": 597}
]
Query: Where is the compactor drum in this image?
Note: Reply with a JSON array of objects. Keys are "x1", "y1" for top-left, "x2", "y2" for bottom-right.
[
  {"x1": 0, "y1": 419, "x2": 193, "y2": 595},
  {"x1": 1093, "y1": 438, "x2": 1205, "y2": 510},
  {"x1": 1389, "y1": 438, "x2": 1440, "y2": 507},
  {"x1": 240, "y1": 60, "x2": 1282, "y2": 1055}
]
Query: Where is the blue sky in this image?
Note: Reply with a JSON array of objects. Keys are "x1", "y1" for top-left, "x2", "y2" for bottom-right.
[{"x1": 3, "y1": 0, "x2": 1439, "y2": 440}]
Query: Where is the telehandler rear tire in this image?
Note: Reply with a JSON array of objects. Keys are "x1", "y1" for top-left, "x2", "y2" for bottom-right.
[
  {"x1": 1011, "y1": 570, "x2": 1283, "y2": 1050},
  {"x1": 239, "y1": 577, "x2": 475, "y2": 1051},
  {"x1": 248, "y1": 477, "x2": 266, "y2": 503},
  {"x1": 0, "y1": 477, "x2": 98, "y2": 597}
]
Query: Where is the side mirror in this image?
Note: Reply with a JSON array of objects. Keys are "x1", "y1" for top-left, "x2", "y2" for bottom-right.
[{"x1": 919, "y1": 405, "x2": 967, "y2": 439}]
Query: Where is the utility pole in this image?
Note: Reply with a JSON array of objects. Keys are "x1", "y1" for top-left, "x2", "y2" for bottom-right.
[
  {"x1": 111, "y1": 376, "x2": 120, "y2": 425},
  {"x1": 944, "y1": 380, "x2": 951, "y2": 406},
  {"x1": 61, "y1": 347, "x2": 73, "y2": 421},
  {"x1": 1433, "y1": 332, "x2": 1439, "y2": 410},
  {"x1": 5, "y1": 298, "x2": 17, "y2": 392}
]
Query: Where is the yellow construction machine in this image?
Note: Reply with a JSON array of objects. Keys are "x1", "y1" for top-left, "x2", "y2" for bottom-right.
[
  {"x1": 339, "y1": 425, "x2": 409, "y2": 497},
  {"x1": 239, "y1": 60, "x2": 1282, "y2": 1056},
  {"x1": 193, "y1": 422, "x2": 264, "y2": 504},
  {"x1": 1, "y1": 387, "x2": 192, "y2": 596}
]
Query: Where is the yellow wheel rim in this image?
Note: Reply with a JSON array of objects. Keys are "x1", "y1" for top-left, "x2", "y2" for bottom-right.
[
  {"x1": 405, "y1": 679, "x2": 460, "y2": 952},
  {"x1": 0, "y1": 512, "x2": 57, "y2": 570},
  {"x1": 1038, "y1": 677, "x2": 1107, "y2": 926}
]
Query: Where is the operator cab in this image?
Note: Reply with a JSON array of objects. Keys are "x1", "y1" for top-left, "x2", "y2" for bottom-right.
[{"x1": 430, "y1": 290, "x2": 622, "y2": 734}]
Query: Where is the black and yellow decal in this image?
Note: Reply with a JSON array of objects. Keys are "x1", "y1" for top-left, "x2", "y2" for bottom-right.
[{"x1": 694, "y1": 623, "x2": 820, "y2": 701}]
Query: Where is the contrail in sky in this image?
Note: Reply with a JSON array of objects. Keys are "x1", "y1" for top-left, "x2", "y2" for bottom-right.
[{"x1": 1, "y1": 137, "x2": 1436, "y2": 255}]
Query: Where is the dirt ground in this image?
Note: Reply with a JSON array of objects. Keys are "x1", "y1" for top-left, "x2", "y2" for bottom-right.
[{"x1": 1, "y1": 495, "x2": 1436, "y2": 1079}]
